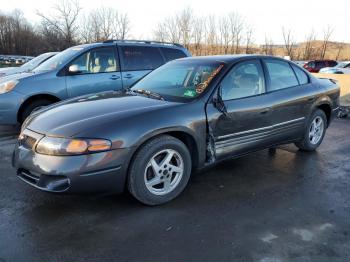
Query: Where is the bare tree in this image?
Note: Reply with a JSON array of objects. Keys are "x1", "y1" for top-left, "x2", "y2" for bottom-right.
[
  {"x1": 303, "y1": 30, "x2": 316, "y2": 60},
  {"x1": 36, "y1": 0, "x2": 82, "y2": 47},
  {"x1": 218, "y1": 16, "x2": 231, "y2": 54},
  {"x1": 335, "y1": 41, "x2": 344, "y2": 60},
  {"x1": 262, "y1": 36, "x2": 274, "y2": 55},
  {"x1": 320, "y1": 25, "x2": 334, "y2": 59},
  {"x1": 192, "y1": 17, "x2": 205, "y2": 55},
  {"x1": 282, "y1": 27, "x2": 295, "y2": 59},
  {"x1": 176, "y1": 8, "x2": 193, "y2": 48},
  {"x1": 244, "y1": 25, "x2": 254, "y2": 54},
  {"x1": 228, "y1": 12, "x2": 244, "y2": 54},
  {"x1": 205, "y1": 16, "x2": 217, "y2": 55}
]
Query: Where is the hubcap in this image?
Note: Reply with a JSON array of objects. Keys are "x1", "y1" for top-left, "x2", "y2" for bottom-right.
[
  {"x1": 309, "y1": 116, "x2": 324, "y2": 145},
  {"x1": 144, "y1": 149, "x2": 184, "y2": 196}
]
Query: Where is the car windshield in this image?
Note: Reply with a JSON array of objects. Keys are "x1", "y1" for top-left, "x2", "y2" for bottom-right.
[
  {"x1": 131, "y1": 60, "x2": 225, "y2": 101},
  {"x1": 33, "y1": 47, "x2": 82, "y2": 73},
  {"x1": 335, "y1": 62, "x2": 348, "y2": 68},
  {"x1": 20, "y1": 53, "x2": 56, "y2": 71}
]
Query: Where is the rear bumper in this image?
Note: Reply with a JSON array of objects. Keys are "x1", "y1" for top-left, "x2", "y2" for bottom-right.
[{"x1": 12, "y1": 142, "x2": 133, "y2": 194}]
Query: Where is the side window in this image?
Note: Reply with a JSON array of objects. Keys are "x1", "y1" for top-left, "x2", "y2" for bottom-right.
[
  {"x1": 221, "y1": 60, "x2": 265, "y2": 101},
  {"x1": 265, "y1": 59, "x2": 299, "y2": 91},
  {"x1": 345, "y1": 63, "x2": 350, "y2": 68},
  {"x1": 69, "y1": 47, "x2": 119, "y2": 74},
  {"x1": 120, "y1": 46, "x2": 164, "y2": 71},
  {"x1": 291, "y1": 64, "x2": 309, "y2": 85},
  {"x1": 308, "y1": 62, "x2": 315, "y2": 68},
  {"x1": 161, "y1": 48, "x2": 187, "y2": 62}
]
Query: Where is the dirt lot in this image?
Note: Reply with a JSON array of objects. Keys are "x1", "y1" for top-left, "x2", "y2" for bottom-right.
[{"x1": 0, "y1": 119, "x2": 350, "y2": 262}]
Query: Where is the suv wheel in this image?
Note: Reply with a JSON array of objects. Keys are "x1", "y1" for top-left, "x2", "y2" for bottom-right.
[
  {"x1": 295, "y1": 109, "x2": 327, "y2": 151},
  {"x1": 128, "y1": 135, "x2": 192, "y2": 205}
]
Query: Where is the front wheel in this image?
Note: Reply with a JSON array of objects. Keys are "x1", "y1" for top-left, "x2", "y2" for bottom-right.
[
  {"x1": 295, "y1": 109, "x2": 327, "y2": 151},
  {"x1": 128, "y1": 135, "x2": 192, "y2": 205}
]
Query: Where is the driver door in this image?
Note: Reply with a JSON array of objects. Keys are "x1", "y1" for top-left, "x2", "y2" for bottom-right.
[
  {"x1": 206, "y1": 59, "x2": 274, "y2": 160},
  {"x1": 66, "y1": 47, "x2": 123, "y2": 98}
]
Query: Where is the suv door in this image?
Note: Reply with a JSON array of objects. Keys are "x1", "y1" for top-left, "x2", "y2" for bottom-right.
[
  {"x1": 66, "y1": 46, "x2": 122, "y2": 97},
  {"x1": 206, "y1": 59, "x2": 273, "y2": 159},
  {"x1": 119, "y1": 45, "x2": 165, "y2": 88},
  {"x1": 262, "y1": 59, "x2": 315, "y2": 143}
]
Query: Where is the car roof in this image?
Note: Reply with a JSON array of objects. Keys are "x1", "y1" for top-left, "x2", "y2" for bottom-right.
[
  {"x1": 71, "y1": 40, "x2": 187, "y2": 50},
  {"x1": 175, "y1": 54, "x2": 288, "y2": 64}
]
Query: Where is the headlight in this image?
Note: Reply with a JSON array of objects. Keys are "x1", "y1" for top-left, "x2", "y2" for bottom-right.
[
  {"x1": 36, "y1": 137, "x2": 112, "y2": 156},
  {"x1": 0, "y1": 80, "x2": 18, "y2": 94}
]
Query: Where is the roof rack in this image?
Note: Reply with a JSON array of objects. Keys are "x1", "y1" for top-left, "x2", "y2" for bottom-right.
[{"x1": 102, "y1": 39, "x2": 184, "y2": 48}]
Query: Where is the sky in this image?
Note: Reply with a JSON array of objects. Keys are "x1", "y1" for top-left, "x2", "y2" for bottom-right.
[{"x1": 1, "y1": 0, "x2": 349, "y2": 44}]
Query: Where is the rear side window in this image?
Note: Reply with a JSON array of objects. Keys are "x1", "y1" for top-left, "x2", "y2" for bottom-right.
[
  {"x1": 161, "y1": 48, "x2": 187, "y2": 62},
  {"x1": 120, "y1": 46, "x2": 164, "y2": 71},
  {"x1": 265, "y1": 59, "x2": 299, "y2": 91},
  {"x1": 291, "y1": 64, "x2": 309, "y2": 85}
]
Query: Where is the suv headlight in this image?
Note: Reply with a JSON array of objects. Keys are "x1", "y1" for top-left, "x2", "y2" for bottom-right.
[
  {"x1": 0, "y1": 80, "x2": 19, "y2": 94},
  {"x1": 36, "y1": 137, "x2": 112, "y2": 156}
]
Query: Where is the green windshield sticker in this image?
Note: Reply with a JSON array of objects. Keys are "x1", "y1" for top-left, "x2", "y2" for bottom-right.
[{"x1": 183, "y1": 89, "x2": 197, "y2": 97}]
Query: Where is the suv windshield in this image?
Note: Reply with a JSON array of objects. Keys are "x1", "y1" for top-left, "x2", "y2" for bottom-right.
[
  {"x1": 33, "y1": 47, "x2": 82, "y2": 73},
  {"x1": 131, "y1": 60, "x2": 225, "y2": 101}
]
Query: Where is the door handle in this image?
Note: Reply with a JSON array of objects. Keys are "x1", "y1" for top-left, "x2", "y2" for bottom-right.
[
  {"x1": 110, "y1": 75, "x2": 120, "y2": 80},
  {"x1": 124, "y1": 74, "x2": 133, "y2": 79}
]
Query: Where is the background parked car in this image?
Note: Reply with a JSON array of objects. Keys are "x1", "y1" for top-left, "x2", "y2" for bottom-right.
[
  {"x1": 0, "y1": 52, "x2": 58, "y2": 78},
  {"x1": 0, "y1": 40, "x2": 191, "y2": 125},
  {"x1": 303, "y1": 60, "x2": 338, "y2": 73},
  {"x1": 319, "y1": 61, "x2": 350, "y2": 74}
]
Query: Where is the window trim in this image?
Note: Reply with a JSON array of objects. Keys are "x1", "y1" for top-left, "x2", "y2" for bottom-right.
[
  {"x1": 63, "y1": 46, "x2": 120, "y2": 76},
  {"x1": 290, "y1": 63, "x2": 310, "y2": 86},
  {"x1": 159, "y1": 47, "x2": 187, "y2": 62},
  {"x1": 219, "y1": 58, "x2": 267, "y2": 102},
  {"x1": 262, "y1": 58, "x2": 301, "y2": 93},
  {"x1": 118, "y1": 45, "x2": 166, "y2": 72}
]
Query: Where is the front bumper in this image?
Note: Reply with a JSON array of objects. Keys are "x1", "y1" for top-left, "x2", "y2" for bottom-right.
[
  {"x1": 12, "y1": 135, "x2": 133, "y2": 194},
  {"x1": 0, "y1": 90, "x2": 24, "y2": 125}
]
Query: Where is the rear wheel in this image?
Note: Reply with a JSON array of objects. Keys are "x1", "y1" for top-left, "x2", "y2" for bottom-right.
[
  {"x1": 295, "y1": 109, "x2": 327, "y2": 151},
  {"x1": 19, "y1": 99, "x2": 53, "y2": 123},
  {"x1": 128, "y1": 135, "x2": 192, "y2": 205}
]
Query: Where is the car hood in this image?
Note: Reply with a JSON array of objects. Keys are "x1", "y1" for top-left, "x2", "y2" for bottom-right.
[
  {"x1": 25, "y1": 91, "x2": 178, "y2": 137},
  {"x1": 0, "y1": 71, "x2": 35, "y2": 82},
  {"x1": 0, "y1": 67, "x2": 21, "y2": 77}
]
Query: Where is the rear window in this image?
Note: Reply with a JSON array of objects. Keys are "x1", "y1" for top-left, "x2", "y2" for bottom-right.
[
  {"x1": 161, "y1": 48, "x2": 187, "y2": 62},
  {"x1": 292, "y1": 64, "x2": 309, "y2": 85},
  {"x1": 120, "y1": 46, "x2": 164, "y2": 71},
  {"x1": 265, "y1": 59, "x2": 299, "y2": 91}
]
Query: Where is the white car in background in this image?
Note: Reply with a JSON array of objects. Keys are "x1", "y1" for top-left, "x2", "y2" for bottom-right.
[
  {"x1": 0, "y1": 52, "x2": 58, "y2": 78},
  {"x1": 319, "y1": 61, "x2": 350, "y2": 74}
]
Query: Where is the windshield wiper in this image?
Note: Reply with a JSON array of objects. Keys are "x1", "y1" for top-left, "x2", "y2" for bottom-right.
[{"x1": 131, "y1": 89, "x2": 164, "y2": 100}]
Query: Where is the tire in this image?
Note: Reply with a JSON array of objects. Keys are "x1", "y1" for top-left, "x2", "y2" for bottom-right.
[
  {"x1": 128, "y1": 135, "x2": 192, "y2": 205},
  {"x1": 20, "y1": 99, "x2": 53, "y2": 123},
  {"x1": 295, "y1": 109, "x2": 327, "y2": 151}
]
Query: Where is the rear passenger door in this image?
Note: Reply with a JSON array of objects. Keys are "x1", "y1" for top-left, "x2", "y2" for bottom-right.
[
  {"x1": 118, "y1": 45, "x2": 165, "y2": 88},
  {"x1": 263, "y1": 59, "x2": 315, "y2": 143},
  {"x1": 66, "y1": 47, "x2": 123, "y2": 97}
]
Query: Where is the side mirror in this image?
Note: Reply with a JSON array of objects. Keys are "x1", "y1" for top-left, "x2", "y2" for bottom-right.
[{"x1": 68, "y1": 64, "x2": 82, "y2": 74}]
